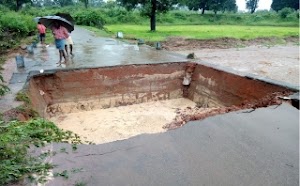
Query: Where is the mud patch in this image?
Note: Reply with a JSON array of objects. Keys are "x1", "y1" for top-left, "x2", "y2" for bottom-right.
[
  {"x1": 49, "y1": 98, "x2": 208, "y2": 144},
  {"x1": 161, "y1": 36, "x2": 299, "y2": 51}
]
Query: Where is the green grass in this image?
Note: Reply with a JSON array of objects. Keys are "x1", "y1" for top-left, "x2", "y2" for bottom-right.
[{"x1": 105, "y1": 25, "x2": 299, "y2": 42}]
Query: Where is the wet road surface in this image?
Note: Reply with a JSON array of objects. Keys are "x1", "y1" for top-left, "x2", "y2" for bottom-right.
[
  {"x1": 0, "y1": 26, "x2": 187, "y2": 112},
  {"x1": 22, "y1": 26, "x2": 187, "y2": 72}
]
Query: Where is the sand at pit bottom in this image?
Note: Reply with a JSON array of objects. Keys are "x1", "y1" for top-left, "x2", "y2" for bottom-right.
[{"x1": 49, "y1": 98, "x2": 196, "y2": 144}]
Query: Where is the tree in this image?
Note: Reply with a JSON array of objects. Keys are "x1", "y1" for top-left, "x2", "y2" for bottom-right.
[
  {"x1": 80, "y1": 0, "x2": 88, "y2": 8},
  {"x1": 182, "y1": 0, "x2": 236, "y2": 14},
  {"x1": 57, "y1": 0, "x2": 74, "y2": 6},
  {"x1": 222, "y1": 0, "x2": 237, "y2": 12},
  {"x1": 210, "y1": 0, "x2": 227, "y2": 14},
  {"x1": 0, "y1": 0, "x2": 31, "y2": 11},
  {"x1": 117, "y1": 0, "x2": 178, "y2": 31},
  {"x1": 102, "y1": 0, "x2": 118, "y2": 9},
  {"x1": 90, "y1": 0, "x2": 104, "y2": 7},
  {"x1": 181, "y1": 0, "x2": 210, "y2": 14},
  {"x1": 271, "y1": 0, "x2": 299, "y2": 11},
  {"x1": 245, "y1": 0, "x2": 259, "y2": 13}
]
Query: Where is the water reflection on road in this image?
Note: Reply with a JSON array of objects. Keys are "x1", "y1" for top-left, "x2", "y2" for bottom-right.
[{"x1": 23, "y1": 26, "x2": 187, "y2": 72}]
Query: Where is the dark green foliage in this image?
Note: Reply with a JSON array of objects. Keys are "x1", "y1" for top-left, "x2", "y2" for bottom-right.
[
  {"x1": 246, "y1": 0, "x2": 259, "y2": 13},
  {"x1": 271, "y1": 0, "x2": 299, "y2": 11},
  {"x1": 0, "y1": 0, "x2": 31, "y2": 11},
  {"x1": 210, "y1": 0, "x2": 227, "y2": 14},
  {"x1": 116, "y1": 0, "x2": 179, "y2": 30},
  {"x1": 73, "y1": 10, "x2": 106, "y2": 29},
  {"x1": 223, "y1": 0, "x2": 237, "y2": 12},
  {"x1": 279, "y1": 7, "x2": 295, "y2": 18},
  {"x1": 0, "y1": 10, "x2": 36, "y2": 53},
  {"x1": 180, "y1": 0, "x2": 237, "y2": 14},
  {"x1": 184, "y1": 0, "x2": 209, "y2": 14},
  {"x1": 101, "y1": 7, "x2": 141, "y2": 24}
]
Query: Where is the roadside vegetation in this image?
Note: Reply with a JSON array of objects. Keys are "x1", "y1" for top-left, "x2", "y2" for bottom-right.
[
  {"x1": 0, "y1": 6, "x2": 298, "y2": 52},
  {"x1": 0, "y1": 6, "x2": 299, "y2": 54},
  {"x1": 0, "y1": 1, "x2": 299, "y2": 185},
  {"x1": 1, "y1": 86, "x2": 82, "y2": 185},
  {"x1": 0, "y1": 118, "x2": 82, "y2": 185}
]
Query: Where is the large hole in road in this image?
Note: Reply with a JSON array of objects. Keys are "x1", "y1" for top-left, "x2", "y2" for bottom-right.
[{"x1": 27, "y1": 62, "x2": 295, "y2": 144}]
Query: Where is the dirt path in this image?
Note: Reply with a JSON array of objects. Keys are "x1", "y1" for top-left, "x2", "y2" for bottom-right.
[{"x1": 162, "y1": 37, "x2": 299, "y2": 86}]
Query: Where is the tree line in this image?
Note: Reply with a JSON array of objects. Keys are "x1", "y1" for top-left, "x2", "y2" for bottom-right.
[
  {"x1": 0, "y1": 0, "x2": 298, "y2": 31},
  {"x1": 0, "y1": 0, "x2": 298, "y2": 12}
]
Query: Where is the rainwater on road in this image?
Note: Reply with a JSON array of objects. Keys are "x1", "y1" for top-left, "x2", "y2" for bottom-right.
[{"x1": 21, "y1": 26, "x2": 187, "y2": 72}]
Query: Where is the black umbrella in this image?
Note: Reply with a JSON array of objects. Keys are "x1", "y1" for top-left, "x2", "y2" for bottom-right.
[
  {"x1": 55, "y1": 13, "x2": 75, "y2": 25},
  {"x1": 39, "y1": 16, "x2": 74, "y2": 33}
]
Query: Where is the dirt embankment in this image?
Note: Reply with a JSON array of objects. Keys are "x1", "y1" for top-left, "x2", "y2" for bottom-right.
[
  {"x1": 161, "y1": 36, "x2": 299, "y2": 51},
  {"x1": 160, "y1": 36, "x2": 299, "y2": 86}
]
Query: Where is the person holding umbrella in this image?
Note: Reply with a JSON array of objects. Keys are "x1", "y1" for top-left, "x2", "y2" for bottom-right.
[
  {"x1": 51, "y1": 22, "x2": 69, "y2": 65},
  {"x1": 55, "y1": 13, "x2": 75, "y2": 56},
  {"x1": 39, "y1": 15, "x2": 74, "y2": 65}
]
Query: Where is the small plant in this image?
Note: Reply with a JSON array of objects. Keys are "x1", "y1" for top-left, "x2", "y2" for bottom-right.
[
  {"x1": 73, "y1": 10, "x2": 106, "y2": 29},
  {"x1": 60, "y1": 147, "x2": 68, "y2": 154},
  {"x1": 71, "y1": 168, "x2": 84, "y2": 173},
  {"x1": 279, "y1": 7, "x2": 294, "y2": 19},
  {"x1": 0, "y1": 73, "x2": 9, "y2": 96},
  {"x1": 186, "y1": 53, "x2": 195, "y2": 59},
  {"x1": 54, "y1": 170, "x2": 69, "y2": 179},
  {"x1": 72, "y1": 144, "x2": 78, "y2": 151},
  {"x1": 15, "y1": 91, "x2": 30, "y2": 104},
  {"x1": 74, "y1": 181, "x2": 87, "y2": 186},
  {"x1": 0, "y1": 57, "x2": 6, "y2": 69},
  {"x1": 15, "y1": 105, "x2": 39, "y2": 119}
]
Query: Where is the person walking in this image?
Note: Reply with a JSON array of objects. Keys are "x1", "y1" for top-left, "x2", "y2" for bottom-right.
[
  {"x1": 51, "y1": 22, "x2": 69, "y2": 65},
  {"x1": 37, "y1": 22, "x2": 46, "y2": 47}
]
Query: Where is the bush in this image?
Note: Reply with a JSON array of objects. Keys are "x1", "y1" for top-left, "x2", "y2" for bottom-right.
[
  {"x1": 100, "y1": 7, "x2": 143, "y2": 24},
  {"x1": 0, "y1": 73, "x2": 9, "y2": 96},
  {"x1": 73, "y1": 10, "x2": 106, "y2": 29},
  {"x1": 279, "y1": 7, "x2": 294, "y2": 19},
  {"x1": 0, "y1": 5, "x2": 10, "y2": 12},
  {"x1": 0, "y1": 12, "x2": 35, "y2": 37},
  {"x1": 0, "y1": 11, "x2": 35, "y2": 54}
]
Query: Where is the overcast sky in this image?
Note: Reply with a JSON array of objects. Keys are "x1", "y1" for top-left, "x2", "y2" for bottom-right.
[{"x1": 236, "y1": 0, "x2": 272, "y2": 11}]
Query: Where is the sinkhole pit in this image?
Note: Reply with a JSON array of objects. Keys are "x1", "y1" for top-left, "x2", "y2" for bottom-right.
[{"x1": 27, "y1": 62, "x2": 295, "y2": 144}]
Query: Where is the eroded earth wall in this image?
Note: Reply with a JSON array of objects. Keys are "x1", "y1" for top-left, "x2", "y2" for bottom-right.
[
  {"x1": 188, "y1": 64, "x2": 292, "y2": 107},
  {"x1": 28, "y1": 63, "x2": 186, "y2": 116}
]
